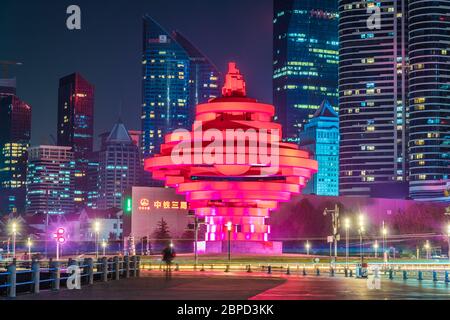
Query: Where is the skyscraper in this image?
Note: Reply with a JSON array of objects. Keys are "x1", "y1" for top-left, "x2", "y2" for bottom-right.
[
  {"x1": 299, "y1": 100, "x2": 339, "y2": 196},
  {"x1": 141, "y1": 16, "x2": 221, "y2": 159},
  {"x1": 339, "y1": 0, "x2": 409, "y2": 198},
  {"x1": 273, "y1": 0, "x2": 339, "y2": 142},
  {"x1": 57, "y1": 73, "x2": 95, "y2": 207},
  {"x1": 26, "y1": 146, "x2": 75, "y2": 216},
  {"x1": 408, "y1": 0, "x2": 450, "y2": 202},
  {"x1": 0, "y1": 83, "x2": 31, "y2": 215},
  {"x1": 98, "y1": 120, "x2": 141, "y2": 210}
]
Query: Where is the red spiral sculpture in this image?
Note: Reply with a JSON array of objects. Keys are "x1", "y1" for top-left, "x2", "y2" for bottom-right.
[{"x1": 145, "y1": 62, "x2": 318, "y2": 254}]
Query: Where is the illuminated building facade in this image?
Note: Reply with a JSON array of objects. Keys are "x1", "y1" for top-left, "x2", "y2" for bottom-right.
[
  {"x1": 145, "y1": 63, "x2": 318, "y2": 254},
  {"x1": 408, "y1": 0, "x2": 450, "y2": 202},
  {"x1": 26, "y1": 146, "x2": 75, "y2": 215},
  {"x1": 339, "y1": 0, "x2": 409, "y2": 198},
  {"x1": 273, "y1": 0, "x2": 339, "y2": 142},
  {"x1": 57, "y1": 73, "x2": 95, "y2": 208},
  {"x1": 299, "y1": 100, "x2": 339, "y2": 196},
  {"x1": 0, "y1": 93, "x2": 31, "y2": 215},
  {"x1": 98, "y1": 120, "x2": 141, "y2": 210},
  {"x1": 141, "y1": 16, "x2": 221, "y2": 160}
]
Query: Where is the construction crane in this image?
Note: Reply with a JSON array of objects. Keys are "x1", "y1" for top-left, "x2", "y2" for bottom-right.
[{"x1": 0, "y1": 61, "x2": 23, "y2": 78}]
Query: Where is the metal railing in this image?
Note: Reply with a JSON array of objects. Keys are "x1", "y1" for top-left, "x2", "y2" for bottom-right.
[{"x1": 0, "y1": 256, "x2": 141, "y2": 298}]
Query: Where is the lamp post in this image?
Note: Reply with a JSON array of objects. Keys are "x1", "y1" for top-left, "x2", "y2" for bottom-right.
[
  {"x1": 11, "y1": 222, "x2": 17, "y2": 259},
  {"x1": 424, "y1": 240, "x2": 431, "y2": 260},
  {"x1": 102, "y1": 239, "x2": 107, "y2": 257},
  {"x1": 93, "y1": 221, "x2": 101, "y2": 258},
  {"x1": 323, "y1": 204, "x2": 340, "y2": 258},
  {"x1": 374, "y1": 240, "x2": 379, "y2": 258},
  {"x1": 27, "y1": 237, "x2": 32, "y2": 261},
  {"x1": 382, "y1": 221, "x2": 387, "y2": 257},
  {"x1": 358, "y1": 214, "x2": 365, "y2": 264},
  {"x1": 344, "y1": 218, "x2": 350, "y2": 267},
  {"x1": 226, "y1": 222, "x2": 232, "y2": 263},
  {"x1": 305, "y1": 241, "x2": 311, "y2": 256}
]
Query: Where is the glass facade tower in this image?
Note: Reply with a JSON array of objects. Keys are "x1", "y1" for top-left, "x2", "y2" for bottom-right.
[
  {"x1": 141, "y1": 16, "x2": 221, "y2": 159},
  {"x1": 408, "y1": 0, "x2": 450, "y2": 202},
  {"x1": 0, "y1": 93, "x2": 31, "y2": 215},
  {"x1": 57, "y1": 73, "x2": 95, "y2": 208},
  {"x1": 339, "y1": 0, "x2": 409, "y2": 198},
  {"x1": 299, "y1": 100, "x2": 340, "y2": 196},
  {"x1": 273, "y1": 0, "x2": 339, "y2": 142},
  {"x1": 26, "y1": 146, "x2": 75, "y2": 215}
]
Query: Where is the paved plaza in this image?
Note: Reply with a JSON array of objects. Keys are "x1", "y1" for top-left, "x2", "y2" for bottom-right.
[{"x1": 12, "y1": 270, "x2": 450, "y2": 300}]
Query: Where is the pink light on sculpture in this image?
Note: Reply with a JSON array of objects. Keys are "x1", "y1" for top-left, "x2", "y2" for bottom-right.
[{"x1": 145, "y1": 62, "x2": 318, "y2": 254}]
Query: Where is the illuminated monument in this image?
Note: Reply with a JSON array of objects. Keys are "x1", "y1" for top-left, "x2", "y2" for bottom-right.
[{"x1": 145, "y1": 63, "x2": 317, "y2": 254}]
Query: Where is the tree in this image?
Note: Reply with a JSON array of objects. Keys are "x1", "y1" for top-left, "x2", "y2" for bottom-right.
[{"x1": 152, "y1": 218, "x2": 171, "y2": 247}]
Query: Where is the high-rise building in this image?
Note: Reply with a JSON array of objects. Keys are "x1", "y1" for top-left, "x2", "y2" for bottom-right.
[
  {"x1": 299, "y1": 100, "x2": 339, "y2": 196},
  {"x1": 26, "y1": 146, "x2": 75, "y2": 215},
  {"x1": 273, "y1": 0, "x2": 339, "y2": 142},
  {"x1": 57, "y1": 73, "x2": 95, "y2": 208},
  {"x1": 339, "y1": 0, "x2": 409, "y2": 198},
  {"x1": 408, "y1": 0, "x2": 450, "y2": 202},
  {"x1": 141, "y1": 16, "x2": 221, "y2": 159},
  {"x1": 98, "y1": 120, "x2": 141, "y2": 210},
  {"x1": 0, "y1": 93, "x2": 32, "y2": 215}
]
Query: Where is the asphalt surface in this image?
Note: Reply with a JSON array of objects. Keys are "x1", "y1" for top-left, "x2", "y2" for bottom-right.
[{"x1": 12, "y1": 270, "x2": 450, "y2": 300}]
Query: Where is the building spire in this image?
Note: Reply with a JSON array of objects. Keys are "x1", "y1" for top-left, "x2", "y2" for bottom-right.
[{"x1": 222, "y1": 62, "x2": 246, "y2": 97}]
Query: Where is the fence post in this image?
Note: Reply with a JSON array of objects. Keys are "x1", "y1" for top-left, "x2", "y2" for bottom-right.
[
  {"x1": 87, "y1": 258, "x2": 94, "y2": 285},
  {"x1": 51, "y1": 260, "x2": 60, "y2": 291},
  {"x1": 225, "y1": 264, "x2": 230, "y2": 273},
  {"x1": 112, "y1": 256, "x2": 119, "y2": 280},
  {"x1": 31, "y1": 259, "x2": 40, "y2": 294},
  {"x1": 136, "y1": 256, "x2": 141, "y2": 277},
  {"x1": 7, "y1": 263, "x2": 16, "y2": 298},
  {"x1": 131, "y1": 256, "x2": 137, "y2": 277},
  {"x1": 417, "y1": 270, "x2": 423, "y2": 281},
  {"x1": 124, "y1": 256, "x2": 130, "y2": 278},
  {"x1": 433, "y1": 270, "x2": 438, "y2": 282},
  {"x1": 102, "y1": 257, "x2": 108, "y2": 282}
]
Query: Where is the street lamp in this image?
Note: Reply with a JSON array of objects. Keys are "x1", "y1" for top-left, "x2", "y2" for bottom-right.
[
  {"x1": 358, "y1": 214, "x2": 365, "y2": 263},
  {"x1": 27, "y1": 237, "x2": 32, "y2": 261},
  {"x1": 93, "y1": 220, "x2": 101, "y2": 258},
  {"x1": 101, "y1": 239, "x2": 107, "y2": 257},
  {"x1": 424, "y1": 240, "x2": 431, "y2": 259},
  {"x1": 382, "y1": 222, "x2": 388, "y2": 258},
  {"x1": 344, "y1": 218, "x2": 350, "y2": 267},
  {"x1": 305, "y1": 241, "x2": 311, "y2": 256},
  {"x1": 226, "y1": 222, "x2": 232, "y2": 263},
  {"x1": 11, "y1": 222, "x2": 17, "y2": 259},
  {"x1": 373, "y1": 240, "x2": 379, "y2": 258}
]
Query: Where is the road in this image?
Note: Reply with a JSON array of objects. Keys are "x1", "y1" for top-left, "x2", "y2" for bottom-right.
[{"x1": 13, "y1": 270, "x2": 450, "y2": 300}]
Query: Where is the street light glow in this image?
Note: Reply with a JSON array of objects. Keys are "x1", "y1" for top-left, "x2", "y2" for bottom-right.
[
  {"x1": 11, "y1": 222, "x2": 17, "y2": 234},
  {"x1": 344, "y1": 218, "x2": 350, "y2": 229},
  {"x1": 226, "y1": 222, "x2": 232, "y2": 232},
  {"x1": 94, "y1": 220, "x2": 101, "y2": 233},
  {"x1": 447, "y1": 224, "x2": 450, "y2": 235}
]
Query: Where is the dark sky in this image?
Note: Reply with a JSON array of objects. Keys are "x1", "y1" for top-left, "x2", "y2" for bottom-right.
[{"x1": 0, "y1": 0, "x2": 273, "y2": 147}]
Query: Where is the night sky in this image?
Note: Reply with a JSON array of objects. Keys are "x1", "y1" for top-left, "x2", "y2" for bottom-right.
[{"x1": 0, "y1": 0, "x2": 273, "y2": 147}]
